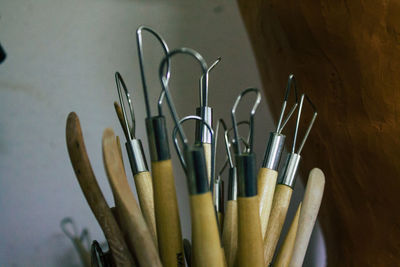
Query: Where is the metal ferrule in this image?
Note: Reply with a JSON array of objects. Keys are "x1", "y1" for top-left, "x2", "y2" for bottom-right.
[
  {"x1": 236, "y1": 153, "x2": 257, "y2": 197},
  {"x1": 262, "y1": 132, "x2": 286, "y2": 170},
  {"x1": 228, "y1": 167, "x2": 237, "y2": 200},
  {"x1": 213, "y1": 179, "x2": 224, "y2": 213},
  {"x1": 125, "y1": 139, "x2": 148, "y2": 175},
  {"x1": 195, "y1": 106, "x2": 212, "y2": 144},
  {"x1": 145, "y1": 116, "x2": 170, "y2": 162},
  {"x1": 278, "y1": 153, "x2": 301, "y2": 188},
  {"x1": 184, "y1": 145, "x2": 209, "y2": 195}
]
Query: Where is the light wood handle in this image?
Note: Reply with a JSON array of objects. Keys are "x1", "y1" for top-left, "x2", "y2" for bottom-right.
[
  {"x1": 289, "y1": 168, "x2": 325, "y2": 267},
  {"x1": 133, "y1": 171, "x2": 157, "y2": 246},
  {"x1": 152, "y1": 159, "x2": 184, "y2": 267},
  {"x1": 274, "y1": 202, "x2": 302, "y2": 267},
  {"x1": 237, "y1": 196, "x2": 264, "y2": 267},
  {"x1": 222, "y1": 200, "x2": 238, "y2": 267},
  {"x1": 190, "y1": 192, "x2": 225, "y2": 267},
  {"x1": 102, "y1": 128, "x2": 162, "y2": 267},
  {"x1": 263, "y1": 184, "x2": 293, "y2": 266},
  {"x1": 203, "y1": 143, "x2": 212, "y2": 185},
  {"x1": 258, "y1": 167, "x2": 278, "y2": 239},
  {"x1": 65, "y1": 112, "x2": 135, "y2": 266}
]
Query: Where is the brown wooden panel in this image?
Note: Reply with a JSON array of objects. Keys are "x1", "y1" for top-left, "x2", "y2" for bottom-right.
[{"x1": 237, "y1": 1, "x2": 400, "y2": 265}]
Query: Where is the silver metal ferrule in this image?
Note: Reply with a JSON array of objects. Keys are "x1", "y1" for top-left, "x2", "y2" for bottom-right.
[
  {"x1": 126, "y1": 139, "x2": 148, "y2": 175},
  {"x1": 213, "y1": 179, "x2": 224, "y2": 213},
  {"x1": 184, "y1": 145, "x2": 209, "y2": 195},
  {"x1": 145, "y1": 116, "x2": 170, "y2": 162},
  {"x1": 236, "y1": 153, "x2": 257, "y2": 197},
  {"x1": 228, "y1": 167, "x2": 237, "y2": 200},
  {"x1": 195, "y1": 106, "x2": 212, "y2": 144},
  {"x1": 278, "y1": 153, "x2": 301, "y2": 188},
  {"x1": 262, "y1": 132, "x2": 286, "y2": 170}
]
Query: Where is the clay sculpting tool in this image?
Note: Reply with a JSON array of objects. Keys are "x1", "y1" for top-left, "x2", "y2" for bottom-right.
[
  {"x1": 259, "y1": 74, "x2": 298, "y2": 239},
  {"x1": 263, "y1": 94, "x2": 317, "y2": 266},
  {"x1": 66, "y1": 112, "x2": 135, "y2": 266},
  {"x1": 136, "y1": 26, "x2": 184, "y2": 267},
  {"x1": 289, "y1": 168, "x2": 325, "y2": 267},
  {"x1": 231, "y1": 88, "x2": 264, "y2": 267},
  {"x1": 114, "y1": 72, "x2": 157, "y2": 245}
]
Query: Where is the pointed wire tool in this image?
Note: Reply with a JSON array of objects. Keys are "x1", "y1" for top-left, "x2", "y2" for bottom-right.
[
  {"x1": 160, "y1": 47, "x2": 225, "y2": 267},
  {"x1": 263, "y1": 93, "x2": 318, "y2": 266},
  {"x1": 195, "y1": 58, "x2": 221, "y2": 185},
  {"x1": 258, "y1": 74, "x2": 299, "y2": 239},
  {"x1": 114, "y1": 72, "x2": 158, "y2": 246},
  {"x1": 231, "y1": 88, "x2": 264, "y2": 267},
  {"x1": 136, "y1": 25, "x2": 185, "y2": 267}
]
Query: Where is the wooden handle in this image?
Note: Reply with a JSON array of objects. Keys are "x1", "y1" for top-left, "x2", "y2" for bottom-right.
[
  {"x1": 71, "y1": 238, "x2": 91, "y2": 267},
  {"x1": 258, "y1": 167, "x2": 278, "y2": 239},
  {"x1": 190, "y1": 192, "x2": 225, "y2": 267},
  {"x1": 289, "y1": 168, "x2": 325, "y2": 267},
  {"x1": 274, "y1": 202, "x2": 302, "y2": 267},
  {"x1": 237, "y1": 196, "x2": 264, "y2": 267},
  {"x1": 203, "y1": 143, "x2": 212, "y2": 185},
  {"x1": 218, "y1": 211, "x2": 224, "y2": 232},
  {"x1": 222, "y1": 200, "x2": 238, "y2": 267},
  {"x1": 133, "y1": 171, "x2": 158, "y2": 246},
  {"x1": 65, "y1": 112, "x2": 135, "y2": 266},
  {"x1": 152, "y1": 159, "x2": 184, "y2": 267},
  {"x1": 263, "y1": 184, "x2": 293, "y2": 265},
  {"x1": 102, "y1": 128, "x2": 162, "y2": 267}
]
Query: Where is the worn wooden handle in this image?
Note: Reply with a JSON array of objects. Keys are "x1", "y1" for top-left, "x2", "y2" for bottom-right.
[
  {"x1": 274, "y1": 202, "x2": 302, "y2": 267},
  {"x1": 152, "y1": 159, "x2": 184, "y2": 267},
  {"x1": 258, "y1": 167, "x2": 278, "y2": 239},
  {"x1": 289, "y1": 168, "x2": 325, "y2": 267},
  {"x1": 237, "y1": 196, "x2": 264, "y2": 267},
  {"x1": 190, "y1": 192, "x2": 225, "y2": 267},
  {"x1": 263, "y1": 184, "x2": 293, "y2": 265},
  {"x1": 65, "y1": 112, "x2": 135, "y2": 267},
  {"x1": 203, "y1": 143, "x2": 212, "y2": 185},
  {"x1": 102, "y1": 128, "x2": 162, "y2": 267},
  {"x1": 133, "y1": 171, "x2": 157, "y2": 246},
  {"x1": 222, "y1": 200, "x2": 238, "y2": 267}
]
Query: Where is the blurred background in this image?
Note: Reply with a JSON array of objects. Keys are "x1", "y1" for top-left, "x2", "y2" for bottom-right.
[{"x1": 0, "y1": 0, "x2": 325, "y2": 266}]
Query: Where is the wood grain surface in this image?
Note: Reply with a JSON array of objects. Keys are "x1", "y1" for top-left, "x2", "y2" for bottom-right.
[
  {"x1": 102, "y1": 128, "x2": 162, "y2": 267},
  {"x1": 237, "y1": 1, "x2": 400, "y2": 265},
  {"x1": 65, "y1": 112, "x2": 135, "y2": 267},
  {"x1": 222, "y1": 200, "x2": 238, "y2": 267}
]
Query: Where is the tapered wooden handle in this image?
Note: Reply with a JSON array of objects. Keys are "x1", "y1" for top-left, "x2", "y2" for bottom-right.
[
  {"x1": 190, "y1": 192, "x2": 225, "y2": 267},
  {"x1": 102, "y1": 128, "x2": 162, "y2": 267},
  {"x1": 263, "y1": 184, "x2": 293, "y2": 265},
  {"x1": 274, "y1": 202, "x2": 302, "y2": 267},
  {"x1": 222, "y1": 200, "x2": 238, "y2": 267},
  {"x1": 152, "y1": 159, "x2": 184, "y2": 267},
  {"x1": 65, "y1": 112, "x2": 134, "y2": 266},
  {"x1": 289, "y1": 168, "x2": 325, "y2": 267},
  {"x1": 237, "y1": 196, "x2": 264, "y2": 267},
  {"x1": 203, "y1": 143, "x2": 212, "y2": 185},
  {"x1": 133, "y1": 171, "x2": 157, "y2": 245},
  {"x1": 258, "y1": 167, "x2": 278, "y2": 239}
]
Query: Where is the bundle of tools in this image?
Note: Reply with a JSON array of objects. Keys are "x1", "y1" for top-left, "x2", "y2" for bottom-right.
[{"x1": 65, "y1": 26, "x2": 325, "y2": 267}]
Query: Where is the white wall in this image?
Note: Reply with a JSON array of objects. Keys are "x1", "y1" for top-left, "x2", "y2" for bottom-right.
[{"x1": 0, "y1": 0, "x2": 325, "y2": 266}]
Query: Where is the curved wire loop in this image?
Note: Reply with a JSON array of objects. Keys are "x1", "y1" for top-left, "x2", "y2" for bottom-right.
[
  {"x1": 292, "y1": 94, "x2": 318, "y2": 154},
  {"x1": 231, "y1": 88, "x2": 262, "y2": 155},
  {"x1": 159, "y1": 47, "x2": 208, "y2": 145},
  {"x1": 172, "y1": 115, "x2": 215, "y2": 188},
  {"x1": 136, "y1": 25, "x2": 171, "y2": 118},
  {"x1": 276, "y1": 74, "x2": 299, "y2": 134},
  {"x1": 115, "y1": 72, "x2": 135, "y2": 140},
  {"x1": 199, "y1": 57, "x2": 221, "y2": 107},
  {"x1": 60, "y1": 217, "x2": 79, "y2": 241}
]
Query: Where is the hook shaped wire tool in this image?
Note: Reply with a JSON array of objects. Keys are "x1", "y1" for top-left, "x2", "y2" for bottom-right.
[
  {"x1": 231, "y1": 88, "x2": 265, "y2": 267},
  {"x1": 160, "y1": 47, "x2": 225, "y2": 267},
  {"x1": 258, "y1": 74, "x2": 299, "y2": 239},
  {"x1": 136, "y1": 26, "x2": 186, "y2": 267},
  {"x1": 114, "y1": 72, "x2": 158, "y2": 245},
  {"x1": 263, "y1": 93, "x2": 318, "y2": 266}
]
